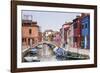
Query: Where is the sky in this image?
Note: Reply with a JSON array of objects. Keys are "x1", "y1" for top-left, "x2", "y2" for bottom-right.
[{"x1": 22, "y1": 10, "x2": 81, "y2": 32}]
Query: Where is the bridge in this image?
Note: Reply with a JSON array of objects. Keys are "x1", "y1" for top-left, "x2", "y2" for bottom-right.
[
  {"x1": 22, "y1": 41, "x2": 58, "y2": 58},
  {"x1": 32, "y1": 41, "x2": 57, "y2": 47}
]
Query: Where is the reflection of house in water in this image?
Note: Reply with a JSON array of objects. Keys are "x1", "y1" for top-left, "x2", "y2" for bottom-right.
[{"x1": 22, "y1": 19, "x2": 42, "y2": 47}]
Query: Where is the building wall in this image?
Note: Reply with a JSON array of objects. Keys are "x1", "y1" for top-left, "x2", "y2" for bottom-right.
[
  {"x1": 53, "y1": 32, "x2": 62, "y2": 46},
  {"x1": 22, "y1": 21, "x2": 41, "y2": 47},
  {"x1": 81, "y1": 15, "x2": 90, "y2": 49},
  {"x1": 43, "y1": 30, "x2": 54, "y2": 41},
  {"x1": 67, "y1": 23, "x2": 74, "y2": 48},
  {"x1": 22, "y1": 26, "x2": 39, "y2": 38},
  {"x1": 73, "y1": 17, "x2": 81, "y2": 48},
  {"x1": 60, "y1": 23, "x2": 71, "y2": 44}
]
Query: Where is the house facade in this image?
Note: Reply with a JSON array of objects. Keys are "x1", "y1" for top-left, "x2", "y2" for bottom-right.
[
  {"x1": 81, "y1": 14, "x2": 90, "y2": 49},
  {"x1": 67, "y1": 23, "x2": 74, "y2": 48},
  {"x1": 73, "y1": 16, "x2": 82, "y2": 48},
  {"x1": 22, "y1": 20, "x2": 41, "y2": 47},
  {"x1": 60, "y1": 22, "x2": 71, "y2": 44}
]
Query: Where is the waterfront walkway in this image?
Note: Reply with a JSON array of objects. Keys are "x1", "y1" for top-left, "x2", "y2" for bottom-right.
[{"x1": 66, "y1": 47, "x2": 89, "y2": 56}]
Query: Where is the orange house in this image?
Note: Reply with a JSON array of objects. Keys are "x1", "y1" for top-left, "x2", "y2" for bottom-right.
[{"x1": 22, "y1": 20, "x2": 41, "y2": 47}]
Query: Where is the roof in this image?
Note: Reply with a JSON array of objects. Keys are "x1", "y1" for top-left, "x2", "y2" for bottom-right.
[
  {"x1": 22, "y1": 20, "x2": 32, "y2": 23},
  {"x1": 22, "y1": 20, "x2": 39, "y2": 27}
]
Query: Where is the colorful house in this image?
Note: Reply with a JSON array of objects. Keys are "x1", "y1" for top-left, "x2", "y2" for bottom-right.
[
  {"x1": 67, "y1": 23, "x2": 74, "y2": 48},
  {"x1": 53, "y1": 32, "x2": 62, "y2": 46},
  {"x1": 60, "y1": 22, "x2": 71, "y2": 44},
  {"x1": 22, "y1": 20, "x2": 41, "y2": 47},
  {"x1": 81, "y1": 14, "x2": 90, "y2": 49},
  {"x1": 73, "y1": 16, "x2": 82, "y2": 48},
  {"x1": 43, "y1": 30, "x2": 54, "y2": 41}
]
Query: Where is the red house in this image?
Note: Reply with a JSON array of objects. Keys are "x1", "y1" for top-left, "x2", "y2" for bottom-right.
[{"x1": 73, "y1": 16, "x2": 82, "y2": 48}]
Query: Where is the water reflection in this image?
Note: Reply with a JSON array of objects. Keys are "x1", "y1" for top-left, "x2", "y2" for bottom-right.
[{"x1": 23, "y1": 42, "x2": 89, "y2": 62}]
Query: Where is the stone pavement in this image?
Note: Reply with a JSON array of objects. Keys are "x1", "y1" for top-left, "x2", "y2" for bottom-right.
[{"x1": 66, "y1": 47, "x2": 89, "y2": 55}]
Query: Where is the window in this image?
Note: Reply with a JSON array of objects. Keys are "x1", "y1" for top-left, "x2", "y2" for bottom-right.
[
  {"x1": 74, "y1": 23, "x2": 77, "y2": 29},
  {"x1": 81, "y1": 25, "x2": 84, "y2": 29},
  {"x1": 81, "y1": 36, "x2": 84, "y2": 49},
  {"x1": 85, "y1": 24, "x2": 87, "y2": 28},
  {"x1": 29, "y1": 29, "x2": 32, "y2": 34},
  {"x1": 74, "y1": 37, "x2": 77, "y2": 42}
]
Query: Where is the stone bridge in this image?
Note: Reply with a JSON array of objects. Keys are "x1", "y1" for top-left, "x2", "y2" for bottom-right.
[{"x1": 22, "y1": 41, "x2": 57, "y2": 58}]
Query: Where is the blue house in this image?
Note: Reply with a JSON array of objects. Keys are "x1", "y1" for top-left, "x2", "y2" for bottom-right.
[{"x1": 81, "y1": 15, "x2": 90, "y2": 49}]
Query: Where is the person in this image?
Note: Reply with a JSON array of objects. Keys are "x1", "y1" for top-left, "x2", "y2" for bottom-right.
[{"x1": 54, "y1": 46, "x2": 65, "y2": 61}]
